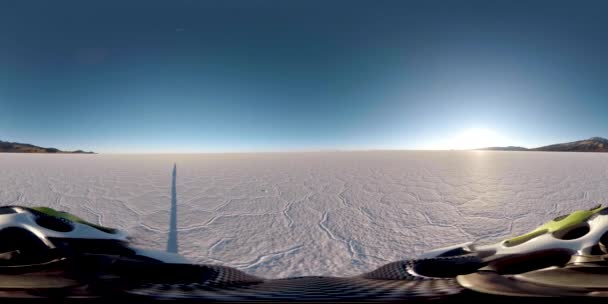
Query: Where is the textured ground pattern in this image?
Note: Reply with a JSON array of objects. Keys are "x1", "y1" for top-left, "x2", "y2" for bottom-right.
[{"x1": 0, "y1": 151, "x2": 606, "y2": 278}]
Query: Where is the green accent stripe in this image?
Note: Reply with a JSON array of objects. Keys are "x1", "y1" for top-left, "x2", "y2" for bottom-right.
[
  {"x1": 31, "y1": 207, "x2": 117, "y2": 234},
  {"x1": 504, "y1": 205, "x2": 606, "y2": 247}
]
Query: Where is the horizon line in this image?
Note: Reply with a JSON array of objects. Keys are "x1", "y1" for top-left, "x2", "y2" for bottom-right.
[{"x1": 47, "y1": 148, "x2": 502, "y2": 155}]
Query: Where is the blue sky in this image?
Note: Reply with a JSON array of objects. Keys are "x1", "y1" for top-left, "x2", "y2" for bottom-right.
[{"x1": 1, "y1": 0, "x2": 607, "y2": 152}]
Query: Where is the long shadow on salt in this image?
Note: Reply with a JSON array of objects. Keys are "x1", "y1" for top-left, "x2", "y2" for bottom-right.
[{"x1": 167, "y1": 163, "x2": 178, "y2": 253}]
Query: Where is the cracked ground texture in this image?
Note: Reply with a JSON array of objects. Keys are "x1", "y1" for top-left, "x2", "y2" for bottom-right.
[{"x1": 1, "y1": 151, "x2": 607, "y2": 278}]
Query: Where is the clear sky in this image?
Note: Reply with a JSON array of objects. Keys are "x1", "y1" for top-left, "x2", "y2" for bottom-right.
[{"x1": 1, "y1": 0, "x2": 607, "y2": 153}]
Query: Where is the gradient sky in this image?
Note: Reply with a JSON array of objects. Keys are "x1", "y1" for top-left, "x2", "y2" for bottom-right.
[{"x1": 1, "y1": 0, "x2": 608, "y2": 153}]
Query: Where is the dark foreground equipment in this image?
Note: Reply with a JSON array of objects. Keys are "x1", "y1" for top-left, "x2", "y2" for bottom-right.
[{"x1": 1, "y1": 205, "x2": 608, "y2": 303}]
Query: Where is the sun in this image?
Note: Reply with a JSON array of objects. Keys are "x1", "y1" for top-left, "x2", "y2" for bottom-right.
[{"x1": 447, "y1": 128, "x2": 507, "y2": 150}]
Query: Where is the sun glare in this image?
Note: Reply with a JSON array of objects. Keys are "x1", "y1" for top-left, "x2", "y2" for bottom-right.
[{"x1": 447, "y1": 128, "x2": 507, "y2": 150}]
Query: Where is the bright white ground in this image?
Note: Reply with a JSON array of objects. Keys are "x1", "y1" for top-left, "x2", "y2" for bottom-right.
[{"x1": 0, "y1": 151, "x2": 607, "y2": 278}]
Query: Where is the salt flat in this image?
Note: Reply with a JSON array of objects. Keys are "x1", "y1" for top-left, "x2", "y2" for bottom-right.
[{"x1": 1, "y1": 151, "x2": 607, "y2": 278}]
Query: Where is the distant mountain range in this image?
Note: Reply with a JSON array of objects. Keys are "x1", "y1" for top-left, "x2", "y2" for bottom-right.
[
  {"x1": 479, "y1": 137, "x2": 608, "y2": 152},
  {"x1": 3, "y1": 137, "x2": 608, "y2": 154},
  {"x1": 0, "y1": 140, "x2": 95, "y2": 154}
]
